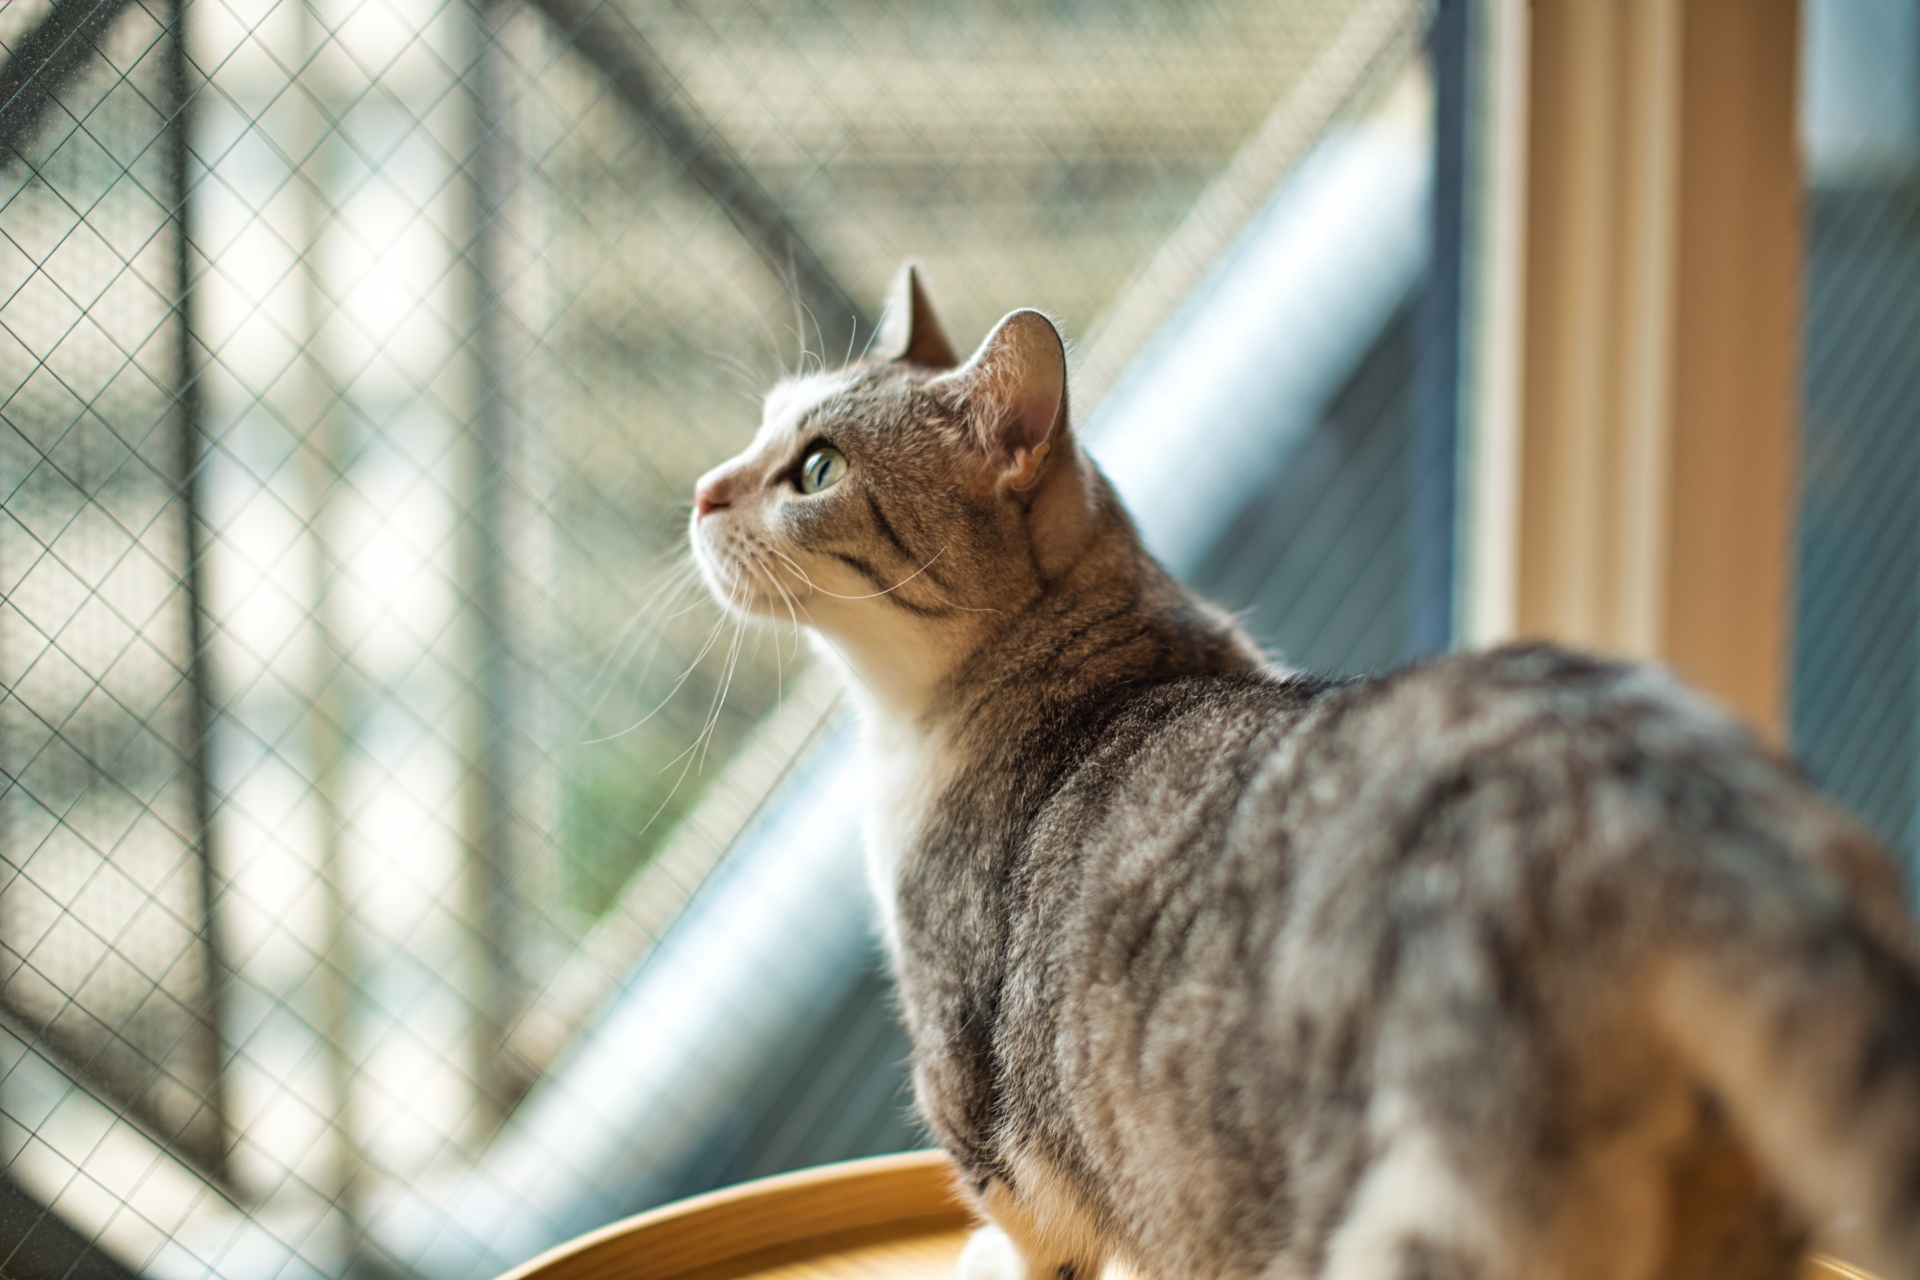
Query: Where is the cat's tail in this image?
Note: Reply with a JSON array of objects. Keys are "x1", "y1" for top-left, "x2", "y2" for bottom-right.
[{"x1": 1652, "y1": 848, "x2": 1920, "y2": 1280}]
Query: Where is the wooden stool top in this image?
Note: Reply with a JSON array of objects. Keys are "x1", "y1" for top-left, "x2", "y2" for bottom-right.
[
  {"x1": 495, "y1": 1150, "x2": 1880, "y2": 1280},
  {"x1": 496, "y1": 1152, "x2": 972, "y2": 1280}
]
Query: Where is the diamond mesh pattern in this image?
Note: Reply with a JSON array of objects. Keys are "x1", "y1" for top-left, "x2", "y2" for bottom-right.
[
  {"x1": 0, "y1": 0, "x2": 222, "y2": 1171},
  {"x1": 1794, "y1": 1, "x2": 1920, "y2": 872}
]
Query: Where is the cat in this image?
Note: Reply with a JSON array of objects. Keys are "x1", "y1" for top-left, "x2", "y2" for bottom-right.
[{"x1": 688, "y1": 261, "x2": 1920, "y2": 1280}]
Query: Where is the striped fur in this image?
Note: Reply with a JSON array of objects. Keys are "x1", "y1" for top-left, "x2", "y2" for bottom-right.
[{"x1": 690, "y1": 265, "x2": 1920, "y2": 1280}]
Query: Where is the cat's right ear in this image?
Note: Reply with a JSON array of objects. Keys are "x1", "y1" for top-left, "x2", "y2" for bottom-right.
[
  {"x1": 872, "y1": 261, "x2": 959, "y2": 369},
  {"x1": 934, "y1": 308, "x2": 1068, "y2": 490}
]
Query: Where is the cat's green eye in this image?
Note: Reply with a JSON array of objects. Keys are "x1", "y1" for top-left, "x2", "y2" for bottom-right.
[{"x1": 799, "y1": 445, "x2": 848, "y2": 494}]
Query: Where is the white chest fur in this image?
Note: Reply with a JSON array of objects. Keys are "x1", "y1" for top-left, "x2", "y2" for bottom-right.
[{"x1": 858, "y1": 716, "x2": 961, "y2": 961}]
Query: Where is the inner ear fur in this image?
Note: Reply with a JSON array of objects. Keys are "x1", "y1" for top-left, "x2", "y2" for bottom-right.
[
  {"x1": 873, "y1": 261, "x2": 959, "y2": 369},
  {"x1": 937, "y1": 309, "x2": 1068, "y2": 483}
]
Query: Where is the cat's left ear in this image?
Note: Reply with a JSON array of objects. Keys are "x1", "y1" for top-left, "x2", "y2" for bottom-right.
[
  {"x1": 935, "y1": 309, "x2": 1068, "y2": 489},
  {"x1": 872, "y1": 261, "x2": 959, "y2": 369}
]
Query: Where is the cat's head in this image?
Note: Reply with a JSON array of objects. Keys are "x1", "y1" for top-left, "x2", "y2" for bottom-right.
[{"x1": 689, "y1": 262, "x2": 1126, "y2": 710}]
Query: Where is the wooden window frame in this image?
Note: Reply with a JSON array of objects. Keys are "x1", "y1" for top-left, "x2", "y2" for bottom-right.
[{"x1": 1462, "y1": 0, "x2": 1801, "y2": 744}]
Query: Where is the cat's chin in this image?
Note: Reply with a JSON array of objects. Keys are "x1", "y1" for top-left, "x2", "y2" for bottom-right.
[
  {"x1": 691, "y1": 552, "x2": 748, "y2": 610},
  {"x1": 701, "y1": 575, "x2": 787, "y2": 623},
  {"x1": 690, "y1": 552, "x2": 776, "y2": 620}
]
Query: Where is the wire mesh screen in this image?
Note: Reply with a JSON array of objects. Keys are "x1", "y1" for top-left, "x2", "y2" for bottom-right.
[
  {"x1": 0, "y1": 0, "x2": 1433, "y2": 1274},
  {"x1": 0, "y1": 0, "x2": 222, "y2": 1174},
  {"x1": 1795, "y1": 0, "x2": 1920, "y2": 873}
]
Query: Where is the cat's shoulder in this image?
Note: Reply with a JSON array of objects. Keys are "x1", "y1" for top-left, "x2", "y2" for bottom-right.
[
  {"x1": 1123, "y1": 640, "x2": 1715, "y2": 718},
  {"x1": 1385, "y1": 642, "x2": 1746, "y2": 729},
  {"x1": 1137, "y1": 641, "x2": 1763, "y2": 764},
  {"x1": 1287, "y1": 641, "x2": 1768, "y2": 770}
]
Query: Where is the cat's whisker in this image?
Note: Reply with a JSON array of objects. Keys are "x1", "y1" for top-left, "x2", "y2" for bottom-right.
[
  {"x1": 762, "y1": 575, "x2": 816, "y2": 681},
  {"x1": 671, "y1": 570, "x2": 751, "y2": 775},
  {"x1": 767, "y1": 537, "x2": 990, "y2": 612},
  {"x1": 620, "y1": 708, "x2": 717, "y2": 844},
  {"x1": 785, "y1": 273, "x2": 818, "y2": 379},
  {"x1": 605, "y1": 574, "x2": 710, "y2": 691},
  {"x1": 797, "y1": 297, "x2": 824, "y2": 377},
  {"x1": 581, "y1": 599, "x2": 731, "y2": 746},
  {"x1": 776, "y1": 578, "x2": 810, "y2": 657},
  {"x1": 758, "y1": 305, "x2": 791, "y2": 382},
  {"x1": 711, "y1": 348, "x2": 761, "y2": 379},
  {"x1": 708, "y1": 350, "x2": 771, "y2": 402},
  {"x1": 701, "y1": 616, "x2": 748, "y2": 770},
  {"x1": 902, "y1": 573, "x2": 1002, "y2": 617},
  {"x1": 587, "y1": 553, "x2": 700, "y2": 688},
  {"x1": 719, "y1": 266, "x2": 791, "y2": 383},
  {"x1": 738, "y1": 549, "x2": 795, "y2": 703},
  {"x1": 599, "y1": 555, "x2": 753, "y2": 830},
  {"x1": 655, "y1": 620, "x2": 742, "y2": 777},
  {"x1": 701, "y1": 565, "x2": 754, "y2": 755},
  {"x1": 783, "y1": 322, "x2": 807, "y2": 378},
  {"x1": 757, "y1": 550, "x2": 812, "y2": 667},
  {"x1": 741, "y1": 529, "x2": 948, "y2": 608},
  {"x1": 808, "y1": 545, "x2": 953, "y2": 602},
  {"x1": 630, "y1": 586, "x2": 721, "y2": 677},
  {"x1": 583, "y1": 555, "x2": 707, "y2": 725},
  {"x1": 718, "y1": 560, "x2": 891, "y2": 721},
  {"x1": 759, "y1": 541, "x2": 821, "y2": 593},
  {"x1": 748, "y1": 537, "x2": 814, "y2": 596}
]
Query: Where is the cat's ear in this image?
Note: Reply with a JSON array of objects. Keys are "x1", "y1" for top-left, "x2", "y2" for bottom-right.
[
  {"x1": 935, "y1": 309, "x2": 1067, "y2": 488},
  {"x1": 872, "y1": 261, "x2": 959, "y2": 369}
]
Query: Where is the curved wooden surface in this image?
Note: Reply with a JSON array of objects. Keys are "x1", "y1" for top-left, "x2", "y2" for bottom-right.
[
  {"x1": 494, "y1": 1148, "x2": 1879, "y2": 1280},
  {"x1": 495, "y1": 1151, "x2": 973, "y2": 1280},
  {"x1": 1811, "y1": 1260, "x2": 1884, "y2": 1280}
]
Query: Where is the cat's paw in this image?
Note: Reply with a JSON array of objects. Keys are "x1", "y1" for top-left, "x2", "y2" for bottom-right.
[{"x1": 957, "y1": 1225, "x2": 1026, "y2": 1280}]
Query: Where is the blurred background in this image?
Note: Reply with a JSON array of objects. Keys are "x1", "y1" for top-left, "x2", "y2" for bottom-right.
[{"x1": 0, "y1": 0, "x2": 1913, "y2": 1275}]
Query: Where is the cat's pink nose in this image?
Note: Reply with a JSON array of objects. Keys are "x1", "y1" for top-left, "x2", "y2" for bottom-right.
[{"x1": 694, "y1": 477, "x2": 731, "y2": 518}]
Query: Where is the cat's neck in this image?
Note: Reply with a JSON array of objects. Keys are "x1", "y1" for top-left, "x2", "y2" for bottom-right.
[
  {"x1": 809, "y1": 624, "x2": 962, "y2": 726},
  {"x1": 826, "y1": 536, "x2": 1264, "y2": 762}
]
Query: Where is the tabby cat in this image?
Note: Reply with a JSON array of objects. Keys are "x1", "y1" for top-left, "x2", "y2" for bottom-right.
[{"x1": 689, "y1": 263, "x2": 1920, "y2": 1280}]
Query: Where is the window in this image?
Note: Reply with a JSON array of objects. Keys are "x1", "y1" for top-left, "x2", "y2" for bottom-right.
[{"x1": 1795, "y1": 0, "x2": 1920, "y2": 867}]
